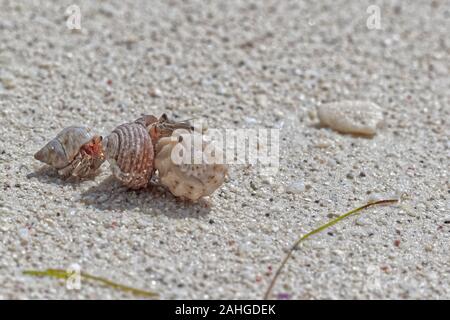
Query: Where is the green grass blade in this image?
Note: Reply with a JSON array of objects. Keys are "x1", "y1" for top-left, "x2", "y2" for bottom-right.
[
  {"x1": 263, "y1": 198, "x2": 398, "y2": 300},
  {"x1": 23, "y1": 268, "x2": 158, "y2": 298}
]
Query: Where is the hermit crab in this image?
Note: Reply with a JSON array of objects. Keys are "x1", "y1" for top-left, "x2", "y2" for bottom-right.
[
  {"x1": 34, "y1": 114, "x2": 228, "y2": 201},
  {"x1": 154, "y1": 129, "x2": 228, "y2": 201},
  {"x1": 34, "y1": 126, "x2": 105, "y2": 178},
  {"x1": 136, "y1": 113, "x2": 193, "y2": 146},
  {"x1": 102, "y1": 114, "x2": 193, "y2": 189}
]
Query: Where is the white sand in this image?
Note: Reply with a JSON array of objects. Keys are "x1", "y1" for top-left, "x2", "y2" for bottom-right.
[{"x1": 0, "y1": 0, "x2": 449, "y2": 299}]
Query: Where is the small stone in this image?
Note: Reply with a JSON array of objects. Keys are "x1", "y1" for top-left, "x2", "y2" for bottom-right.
[
  {"x1": 327, "y1": 159, "x2": 337, "y2": 167},
  {"x1": 315, "y1": 139, "x2": 331, "y2": 148},
  {"x1": 149, "y1": 87, "x2": 162, "y2": 97},
  {"x1": 317, "y1": 100, "x2": 383, "y2": 135},
  {"x1": 18, "y1": 228, "x2": 29, "y2": 243},
  {"x1": 286, "y1": 181, "x2": 306, "y2": 194},
  {"x1": 261, "y1": 176, "x2": 273, "y2": 185},
  {"x1": 277, "y1": 293, "x2": 290, "y2": 300},
  {"x1": 380, "y1": 266, "x2": 390, "y2": 273},
  {"x1": 366, "y1": 192, "x2": 398, "y2": 203},
  {"x1": 1, "y1": 77, "x2": 15, "y2": 89},
  {"x1": 354, "y1": 217, "x2": 367, "y2": 226},
  {"x1": 0, "y1": 221, "x2": 12, "y2": 231},
  {"x1": 249, "y1": 180, "x2": 258, "y2": 191},
  {"x1": 255, "y1": 94, "x2": 268, "y2": 107},
  {"x1": 307, "y1": 108, "x2": 317, "y2": 121},
  {"x1": 243, "y1": 116, "x2": 258, "y2": 125},
  {"x1": 98, "y1": 4, "x2": 117, "y2": 17}
]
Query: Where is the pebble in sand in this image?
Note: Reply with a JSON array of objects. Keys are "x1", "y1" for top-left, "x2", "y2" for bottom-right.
[{"x1": 317, "y1": 101, "x2": 383, "y2": 136}]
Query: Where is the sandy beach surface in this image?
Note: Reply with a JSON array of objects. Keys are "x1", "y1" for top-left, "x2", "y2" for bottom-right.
[{"x1": 0, "y1": 0, "x2": 449, "y2": 299}]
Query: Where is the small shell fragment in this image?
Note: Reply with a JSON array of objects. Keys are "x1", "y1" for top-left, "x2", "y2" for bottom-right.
[
  {"x1": 154, "y1": 130, "x2": 228, "y2": 201},
  {"x1": 34, "y1": 126, "x2": 104, "y2": 178},
  {"x1": 286, "y1": 181, "x2": 306, "y2": 194},
  {"x1": 103, "y1": 121, "x2": 154, "y2": 189},
  {"x1": 317, "y1": 101, "x2": 383, "y2": 136}
]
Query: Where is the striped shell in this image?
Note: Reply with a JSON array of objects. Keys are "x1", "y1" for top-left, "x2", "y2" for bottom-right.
[
  {"x1": 155, "y1": 130, "x2": 228, "y2": 201},
  {"x1": 103, "y1": 122, "x2": 154, "y2": 189}
]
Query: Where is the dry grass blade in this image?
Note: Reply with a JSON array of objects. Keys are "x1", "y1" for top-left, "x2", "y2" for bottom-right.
[
  {"x1": 23, "y1": 269, "x2": 158, "y2": 298},
  {"x1": 264, "y1": 199, "x2": 399, "y2": 300}
]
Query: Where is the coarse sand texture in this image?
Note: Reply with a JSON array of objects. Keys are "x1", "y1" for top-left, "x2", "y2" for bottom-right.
[{"x1": 0, "y1": 0, "x2": 449, "y2": 299}]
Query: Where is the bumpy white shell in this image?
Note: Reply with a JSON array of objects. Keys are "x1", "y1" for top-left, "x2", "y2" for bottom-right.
[
  {"x1": 34, "y1": 126, "x2": 94, "y2": 169},
  {"x1": 317, "y1": 101, "x2": 383, "y2": 135},
  {"x1": 155, "y1": 130, "x2": 228, "y2": 201}
]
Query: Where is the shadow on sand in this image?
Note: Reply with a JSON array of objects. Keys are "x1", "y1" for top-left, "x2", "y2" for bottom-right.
[
  {"x1": 310, "y1": 123, "x2": 376, "y2": 138},
  {"x1": 26, "y1": 165, "x2": 87, "y2": 188},
  {"x1": 79, "y1": 176, "x2": 212, "y2": 219},
  {"x1": 28, "y1": 166, "x2": 211, "y2": 219}
]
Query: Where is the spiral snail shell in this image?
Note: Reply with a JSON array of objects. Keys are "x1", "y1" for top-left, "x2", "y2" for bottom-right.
[
  {"x1": 33, "y1": 114, "x2": 225, "y2": 201},
  {"x1": 34, "y1": 126, "x2": 105, "y2": 178},
  {"x1": 102, "y1": 114, "x2": 194, "y2": 189},
  {"x1": 103, "y1": 121, "x2": 154, "y2": 189},
  {"x1": 154, "y1": 129, "x2": 228, "y2": 201}
]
